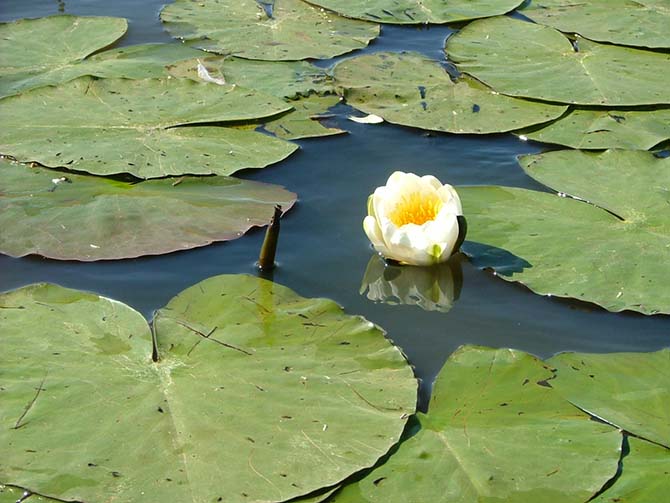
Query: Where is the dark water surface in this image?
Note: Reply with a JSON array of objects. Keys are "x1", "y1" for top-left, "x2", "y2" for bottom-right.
[{"x1": 2, "y1": 0, "x2": 668, "y2": 408}]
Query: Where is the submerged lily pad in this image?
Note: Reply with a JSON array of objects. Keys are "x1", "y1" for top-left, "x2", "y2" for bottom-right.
[
  {"x1": 549, "y1": 350, "x2": 670, "y2": 448},
  {"x1": 520, "y1": 108, "x2": 670, "y2": 150},
  {"x1": 302, "y1": 0, "x2": 523, "y2": 24},
  {"x1": 0, "y1": 160, "x2": 297, "y2": 261},
  {"x1": 520, "y1": 0, "x2": 670, "y2": 49},
  {"x1": 0, "y1": 76, "x2": 297, "y2": 178},
  {"x1": 446, "y1": 16, "x2": 670, "y2": 106},
  {"x1": 327, "y1": 346, "x2": 621, "y2": 502},
  {"x1": 461, "y1": 149, "x2": 670, "y2": 314},
  {"x1": 333, "y1": 52, "x2": 566, "y2": 134},
  {"x1": 160, "y1": 0, "x2": 380, "y2": 61},
  {"x1": 1, "y1": 276, "x2": 417, "y2": 502}
]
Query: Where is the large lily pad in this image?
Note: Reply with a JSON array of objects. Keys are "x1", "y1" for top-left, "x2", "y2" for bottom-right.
[
  {"x1": 520, "y1": 0, "x2": 670, "y2": 49},
  {"x1": 549, "y1": 350, "x2": 670, "y2": 448},
  {"x1": 446, "y1": 16, "x2": 670, "y2": 106},
  {"x1": 461, "y1": 149, "x2": 670, "y2": 314},
  {"x1": 1, "y1": 276, "x2": 417, "y2": 502},
  {"x1": 327, "y1": 346, "x2": 621, "y2": 502},
  {"x1": 0, "y1": 76, "x2": 297, "y2": 178},
  {"x1": 302, "y1": 0, "x2": 523, "y2": 24},
  {"x1": 160, "y1": 0, "x2": 380, "y2": 61},
  {"x1": 333, "y1": 52, "x2": 567, "y2": 134},
  {"x1": 264, "y1": 95, "x2": 346, "y2": 140},
  {"x1": 520, "y1": 108, "x2": 670, "y2": 150},
  {"x1": 0, "y1": 160, "x2": 297, "y2": 261}
]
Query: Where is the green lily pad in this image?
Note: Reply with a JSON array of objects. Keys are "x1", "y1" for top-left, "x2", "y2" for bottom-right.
[
  {"x1": 333, "y1": 52, "x2": 567, "y2": 134},
  {"x1": 0, "y1": 160, "x2": 297, "y2": 261},
  {"x1": 0, "y1": 76, "x2": 297, "y2": 178},
  {"x1": 160, "y1": 0, "x2": 380, "y2": 61},
  {"x1": 446, "y1": 16, "x2": 670, "y2": 106},
  {"x1": 519, "y1": 108, "x2": 670, "y2": 150},
  {"x1": 520, "y1": 0, "x2": 670, "y2": 49},
  {"x1": 326, "y1": 346, "x2": 621, "y2": 502},
  {"x1": 265, "y1": 95, "x2": 345, "y2": 140},
  {"x1": 1, "y1": 276, "x2": 417, "y2": 502},
  {"x1": 302, "y1": 0, "x2": 523, "y2": 24},
  {"x1": 549, "y1": 350, "x2": 670, "y2": 448},
  {"x1": 461, "y1": 149, "x2": 670, "y2": 314},
  {"x1": 592, "y1": 437, "x2": 670, "y2": 503},
  {"x1": 0, "y1": 485, "x2": 59, "y2": 503}
]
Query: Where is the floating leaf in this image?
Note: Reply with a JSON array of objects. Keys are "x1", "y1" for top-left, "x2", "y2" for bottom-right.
[
  {"x1": 549, "y1": 350, "x2": 670, "y2": 448},
  {"x1": 327, "y1": 346, "x2": 621, "y2": 502},
  {"x1": 1, "y1": 276, "x2": 417, "y2": 502},
  {"x1": 520, "y1": 0, "x2": 670, "y2": 49},
  {"x1": 333, "y1": 52, "x2": 567, "y2": 134},
  {"x1": 303, "y1": 0, "x2": 523, "y2": 24},
  {"x1": 160, "y1": 0, "x2": 380, "y2": 61},
  {"x1": 0, "y1": 76, "x2": 297, "y2": 178},
  {"x1": 265, "y1": 95, "x2": 345, "y2": 140},
  {"x1": 0, "y1": 485, "x2": 59, "y2": 503},
  {"x1": 446, "y1": 16, "x2": 670, "y2": 106},
  {"x1": 461, "y1": 149, "x2": 670, "y2": 314},
  {"x1": 0, "y1": 160, "x2": 296, "y2": 261},
  {"x1": 520, "y1": 108, "x2": 670, "y2": 150}
]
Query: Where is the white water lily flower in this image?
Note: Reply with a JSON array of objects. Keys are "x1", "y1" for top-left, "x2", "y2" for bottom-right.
[{"x1": 363, "y1": 171, "x2": 462, "y2": 266}]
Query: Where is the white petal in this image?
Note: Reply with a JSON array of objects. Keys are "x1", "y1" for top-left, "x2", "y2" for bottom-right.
[
  {"x1": 420, "y1": 174, "x2": 443, "y2": 191},
  {"x1": 348, "y1": 114, "x2": 384, "y2": 124},
  {"x1": 363, "y1": 215, "x2": 385, "y2": 249},
  {"x1": 437, "y1": 184, "x2": 462, "y2": 215}
]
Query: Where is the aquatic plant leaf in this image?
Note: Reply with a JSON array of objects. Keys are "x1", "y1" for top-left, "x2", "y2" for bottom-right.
[
  {"x1": 326, "y1": 346, "x2": 621, "y2": 502},
  {"x1": 264, "y1": 95, "x2": 345, "y2": 140},
  {"x1": 0, "y1": 160, "x2": 296, "y2": 261},
  {"x1": 1, "y1": 276, "x2": 416, "y2": 502},
  {"x1": 592, "y1": 437, "x2": 670, "y2": 503},
  {"x1": 520, "y1": 108, "x2": 670, "y2": 150},
  {"x1": 446, "y1": 16, "x2": 670, "y2": 106},
  {"x1": 520, "y1": 0, "x2": 670, "y2": 49},
  {"x1": 333, "y1": 52, "x2": 566, "y2": 134},
  {"x1": 461, "y1": 150, "x2": 670, "y2": 314},
  {"x1": 160, "y1": 0, "x2": 379, "y2": 61},
  {"x1": 0, "y1": 76, "x2": 297, "y2": 178},
  {"x1": 303, "y1": 0, "x2": 523, "y2": 24},
  {"x1": 0, "y1": 485, "x2": 60, "y2": 503},
  {"x1": 549, "y1": 350, "x2": 670, "y2": 448}
]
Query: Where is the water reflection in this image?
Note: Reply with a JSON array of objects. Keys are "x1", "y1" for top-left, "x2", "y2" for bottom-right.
[{"x1": 360, "y1": 254, "x2": 463, "y2": 313}]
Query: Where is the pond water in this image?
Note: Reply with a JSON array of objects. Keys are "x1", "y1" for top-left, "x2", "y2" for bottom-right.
[{"x1": 1, "y1": 0, "x2": 668, "y2": 409}]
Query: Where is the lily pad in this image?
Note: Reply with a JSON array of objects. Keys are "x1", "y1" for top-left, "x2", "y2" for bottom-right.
[
  {"x1": 0, "y1": 160, "x2": 297, "y2": 261},
  {"x1": 0, "y1": 76, "x2": 297, "y2": 178},
  {"x1": 549, "y1": 350, "x2": 670, "y2": 448},
  {"x1": 0, "y1": 485, "x2": 59, "y2": 503},
  {"x1": 333, "y1": 52, "x2": 567, "y2": 134},
  {"x1": 520, "y1": 0, "x2": 670, "y2": 49},
  {"x1": 1, "y1": 276, "x2": 417, "y2": 502},
  {"x1": 160, "y1": 0, "x2": 380, "y2": 61},
  {"x1": 446, "y1": 16, "x2": 670, "y2": 106},
  {"x1": 303, "y1": 0, "x2": 523, "y2": 24},
  {"x1": 460, "y1": 149, "x2": 670, "y2": 314},
  {"x1": 265, "y1": 95, "x2": 346, "y2": 140},
  {"x1": 519, "y1": 108, "x2": 670, "y2": 150},
  {"x1": 327, "y1": 346, "x2": 621, "y2": 502}
]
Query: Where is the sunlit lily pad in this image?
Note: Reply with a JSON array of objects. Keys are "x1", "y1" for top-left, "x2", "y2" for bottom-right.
[
  {"x1": 333, "y1": 52, "x2": 567, "y2": 134},
  {"x1": 446, "y1": 16, "x2": 670, "y2": 105},
  {"x1": 265, "y1": 95, "x2": 345, "y2": 140},
  {"x1": 160, "y1": 0, "x2": 380, "y2": 61},
  {"x1": 1, "y1": 276, "x2": 417, "y2": 502},
  {"x1": 549, "y1": 350, "x2": 670, "y2": 448},
  {"x1": 461, "y1": 149, "x2": 670, "y2": 314},
  {"x1": 0, "y1": 160, "x2": 297, "y2": 261},
  {"x1": 0, "y1": 76, "x2": 297, "y2": 178},
  {"x1": 519, "y1": 108, "x2": 670, "y2": 150},
  {"x1": 327, "y1": 346, "x2": 621, "y2": 502},
  {"x1": 302, "y1": 0, "x2": 523, "y2": 24},
  {"x1": 520, "y1": 0, "x2": 670, "y2": 49},
  {"x1": 0, "y1": 485, "x2": 59, "y2": 503}
]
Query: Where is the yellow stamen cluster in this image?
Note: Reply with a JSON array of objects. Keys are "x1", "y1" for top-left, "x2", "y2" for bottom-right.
[{"x1": 389, "y1": 192, "x2": 442, "y2": 227}]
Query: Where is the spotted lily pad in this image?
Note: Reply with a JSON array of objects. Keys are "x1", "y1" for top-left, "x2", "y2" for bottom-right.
[
  {"x1": 446, "y1": 16, "x2": 670, "y2": 106},
  {"x1": 1, "y1": 275, "x2": 417, "y2": 502},
  {"x1": 0, "y1": 76, "x2": 297, "y2": 178},
  {"x1": 461, "y1": 149, "x2": 670, "y2": 314},
  {"x1": 303, "y1": 0, "x2": 523, "y2": 24},
  {"x1": 160, "y1": 0, "x2": 380, "y2": 61},
  {"x1": 520, "y1": 0, "x2": 670, "y2": 49},
  {"x1": 333, "y1": 52, "x2": 567, "y2": 134},
  {"x1": 0, "y1": 160, "x2": 297, "y2": 261}
]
